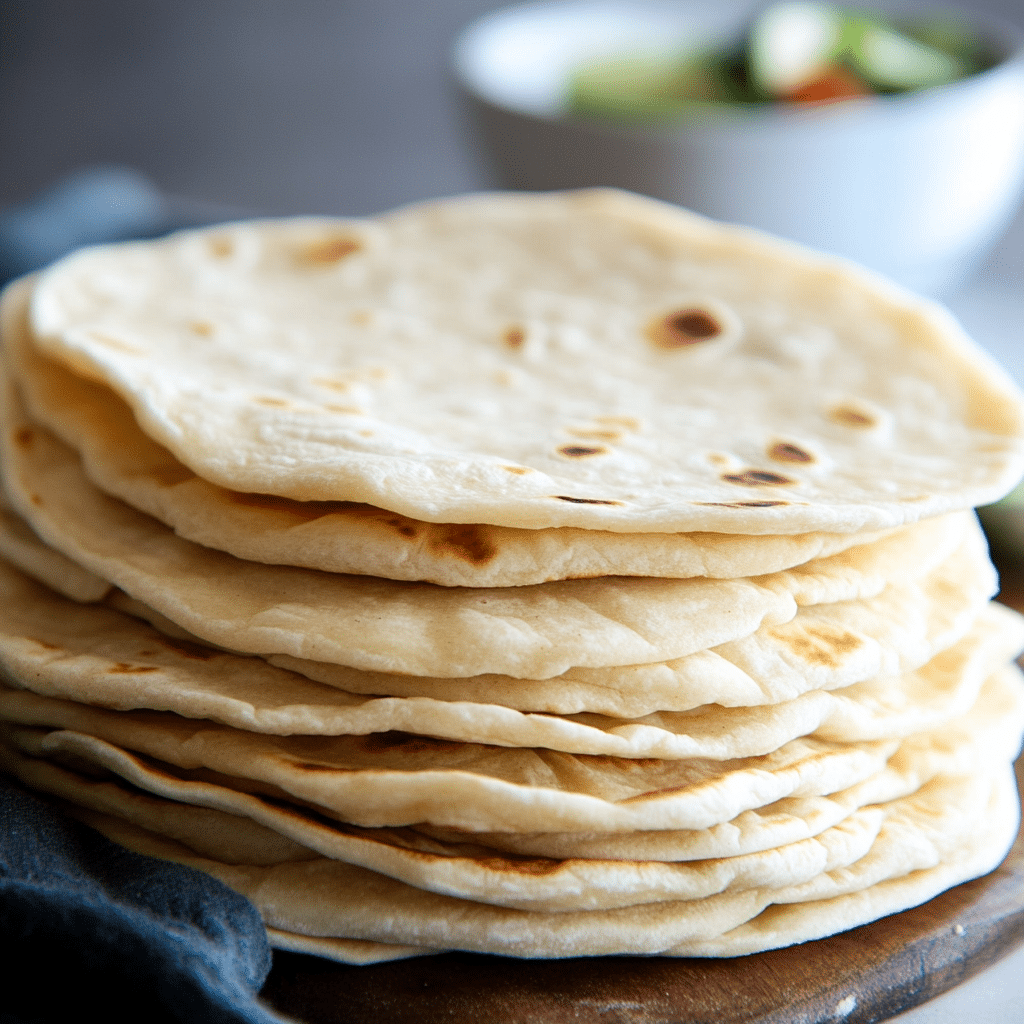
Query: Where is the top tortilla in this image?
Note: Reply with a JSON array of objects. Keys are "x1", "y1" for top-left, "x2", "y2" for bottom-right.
[
  {"x1": 0, "y1": 277, "x2": 891, "y2": 586},
  {"x1": 26, "y1": 189, "x2": 1024, "y2": 533}
]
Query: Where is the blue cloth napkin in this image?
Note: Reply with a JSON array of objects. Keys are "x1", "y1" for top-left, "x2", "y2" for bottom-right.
[
  {"x1": 0, "y1": 777, "x2": 291, "y2": 1024},
  {"x1": 0, "y1": 166, "x2": 171, "y2": 285}
]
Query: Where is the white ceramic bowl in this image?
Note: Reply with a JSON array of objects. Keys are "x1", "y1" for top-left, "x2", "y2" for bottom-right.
[{"x1": 454, "y1": 0, "x2": 1024, "y2": 295}]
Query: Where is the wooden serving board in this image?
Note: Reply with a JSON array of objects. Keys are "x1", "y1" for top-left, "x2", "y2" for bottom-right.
[{"x1": 259, "y1": 758, "x2": 1024, "y2": 1024}]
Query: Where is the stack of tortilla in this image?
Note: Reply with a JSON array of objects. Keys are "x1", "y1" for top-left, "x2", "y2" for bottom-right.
[{"x1": 1, "y1": 189, "x2": 1023, "y2": 964}]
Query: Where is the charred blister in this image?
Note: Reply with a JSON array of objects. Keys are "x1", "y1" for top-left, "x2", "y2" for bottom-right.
[
  {"x1": 553, "y1": 495, "x2": 624, "y2": 505},
  {"x1": 646, "y1": 297, "x2": 742, "y2": 352},
  {"x1": 428, "y1": 524, "x2": 498, "y2": 565},
  {"x1": 767, "y1": 441, "x2": 815, "y2": 464},
  {"x1": 557, "y1": 444, "x2": 609, "y2": 459},
  {"x1": 694, "y1": 500, "x2": 790, "y2": 508},
  {"x1": 722, "y1": 469, "x2": 797, "y2": 487}
]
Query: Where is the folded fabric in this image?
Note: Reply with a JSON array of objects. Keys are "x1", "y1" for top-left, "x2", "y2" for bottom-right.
[{"x1": 0, "y1": 777, "x2": 290, "y2": 1024}]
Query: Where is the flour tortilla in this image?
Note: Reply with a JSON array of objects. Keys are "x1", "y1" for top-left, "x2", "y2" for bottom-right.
[
  {"x1": 0, "y1": 547, "x2": 1016, "y2": 757},
  {"x1": 2, "y1": 668, "x2": 1021, "y2": 833},
  {"x1": 0, "y1": 499, "x2": 109, "y2": 602},
  {"x1": 0, "y1": 736, "x2": 891, "y2": 911},
  {"x1": 6, "y1": 695, "x2": 1018, "y2": 910},
  {"x1": 415, "y1": 720, "x2": 1017, "y2": 860},
  {"x1": 15, "y1": 698, "x2": 1008, "y2": 865},
  {"x1": 0, "y1": 684, "x2": 903, "y2": 833},
  {"x1": 265, "y1": 930, "x2": 442, "y2": 964},
  {"x1": 0, "y1": 275, "x2": 891, "y2": 586},
  {"x1": 100, "y1": 522, "x2": 998, "y2": 719},
  {"x1": 263, "y1": 529, "x2": 996, "y2": 716},
  {"x1": 0, "y1": 393, "x2": 975, "y2": 678},
  {"x1": 58, "y1": 763, "x2": 1021, "y2": 958},
  {"x1": 26, "y1": 191, "x2": 1024, "y2": 532},
  {"x1": 0, "y1": 512, "x2": 992, "y2": 720}
]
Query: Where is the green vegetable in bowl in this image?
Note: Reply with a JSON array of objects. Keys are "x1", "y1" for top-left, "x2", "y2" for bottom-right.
[{"x1": 567, "y1": 2, "x2": 998, "y2": 119}]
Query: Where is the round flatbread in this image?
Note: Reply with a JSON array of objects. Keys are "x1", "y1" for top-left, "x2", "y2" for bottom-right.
[
  {"x1": 58, "y1": 763, "x2": 1022, "y2": 958},
  {"x1": 0, "y1": 387, "x2": 976, "y2": 679},
  {"x1": 26, "y1": 191, "x2": 1024, "y2": 532},
  {"x1": 0, "y1": 552, "x2": 1016, "y2": 758},
  {"x1": 2, "y1": 667, "x2": 1021, "y2": 833},
  {"x1": 0, "y1": 276, "x2": 893, "y2": 586}
]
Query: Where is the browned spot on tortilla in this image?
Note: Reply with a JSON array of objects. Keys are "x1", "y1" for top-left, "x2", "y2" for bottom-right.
[
  {"x1": 29, "y1": 493, "x2": 42, "y2": 507},
  {"x1": 706, "y1": 453, "x2": 730, "y2": 466},
  {"x1": 557, "y1": 445, "x2": 608, "y2": 459},
  {"x1": 305, "y1": 237, "x2": 362, "y2": 264},
  {"x1": 28, "y1": 637, "x2": 61, "y2": 651},
  {"x1": 396, "y1": 524, "x2": 418, "y2": 538},
  {"x1": 107, "y1": 663, "x2": 161, "y2": 674},
  {"x1": 325, "y1": 404, "x2": 364, "y2": 415},
  {"x1": 596, "y1": 416, "x2": 641, "y2": 431},
  {"x1": 694, "y1": 500, "x2": 791, "y2": 508},
  {"x1": 478, "y1": 856, "x2": 563, "y2": 876},
  {"x1": 503, "y1": 465, "x2": 532, "y2": 475},
  {"x1": 14, "y1": 427, "x2": 34, "y2": 448},
  {"x1": 768, "y1": 624, "x2": 864, "y2": 668},
  {"x1": 89, "y1": 332, "x2": 143, "y2": 355},
  {"x1": 209, "y1": 237, "x2": 233, "y2": 258},
  {"x1": 350, "y1": 310, "x2": 371, "y2": 326},
  {"x1": 428, "y1": 525, "x2": 497, "y2": 565},
  {"x1": 722, "y1": 470, "x2": 796, "y2": 487},
  {"x1": 358, "y1": 732, "x2": 465, "y2": 755},
  {"x1": 504, "y1": 326, "x2": 526, "y2": 349},
  {"x1": 359, "y1": 430, "x2": 374, "y2": 437},
  {"x1": 154, "y1": 636, "x2": 218, "y2": 661},
  {"x1": 314, "y1": 378, "x2": 350, "y2": 392},
  {"x1": 830, "y1": 404, "x2": 877, "y2": 428},
  {"x1": 566, "y1": 428, "x2": 622, "y2": 442},
  {"x1": 366, "y1": 367, "x2": 388, "y2": 381},
  {"x1": 768, "y1": 442, "x2": 814, "y2": 464},
  {"x1": 190, "y1": 321, "x2": 213, "y2": 337},
  {"x1": 648, "y1": 308, "x2": 723, "y2": 349},
  {"x1": 254, "y1": 396, "x2": 289, "y2": 407},
  {"x1": 554, "y1": 495, "x2": 624, "y2": 505}
]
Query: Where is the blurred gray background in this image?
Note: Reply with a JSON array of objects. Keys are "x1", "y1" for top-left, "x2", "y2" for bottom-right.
[
  {"x1": 2, "y1": 0, "x2": 1022, "y2": 218},
  {"x1": 0, "y1": 0, "x2": 507, "y2": 216}
]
